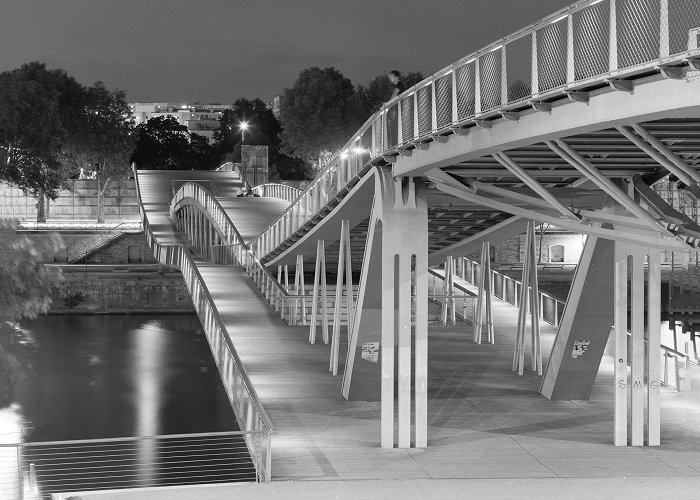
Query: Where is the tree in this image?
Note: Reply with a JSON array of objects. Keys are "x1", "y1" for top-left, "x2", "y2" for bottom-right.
[
  {"x1": 0, "y1": 62, "x2": 85, "y2": 221},
  {"x1": 131, "y1": 115, "x2": 189, "y2": 169},
  {"x1": 64, "y1": 82, "x2": 136, "y2": 223},
  {"x1": 279, "y1": 67, "x2": 364, "y2": 174},
  {"x1": 0, "y1": 219, "x2": 63, "y2": 407},
  {"x1": 357, "y1": 71, "x2": 425, "y2": 115},
  {"x1": 213, "y1": 98, "x2": 311, "y2": 179},
  {"x1": 214, "y1": 99, "x2": 278, "y2": 162}
]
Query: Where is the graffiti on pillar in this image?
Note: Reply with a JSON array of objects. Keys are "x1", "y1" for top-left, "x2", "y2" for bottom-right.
[
  {"x1": 361, "y1": 342, "x2": 379, "y2": 363},
  {"x1": 571, "y1": 339, "x2": 591, "y2": 359}
]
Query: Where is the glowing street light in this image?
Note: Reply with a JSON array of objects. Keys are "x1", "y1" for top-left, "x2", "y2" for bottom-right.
[{"x1": 239, "y1": 121, "x2": 249, "y2": 143}]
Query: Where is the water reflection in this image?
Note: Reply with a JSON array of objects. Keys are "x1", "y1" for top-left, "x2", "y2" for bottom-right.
[
  {"x1": 3, "y1": 314, "x2": 237, "y2": 443},
  {"x1": 134, "y1": 321, "x2": 164, "y2": 486}
]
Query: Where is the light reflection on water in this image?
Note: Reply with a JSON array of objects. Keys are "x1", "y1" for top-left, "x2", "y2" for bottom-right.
[
  {"x1": 7, "y1": 314, "x2": 237, "y2": 442},
  {"x1": 0, "y1": 314, "x2": 239, "y2": 497}
]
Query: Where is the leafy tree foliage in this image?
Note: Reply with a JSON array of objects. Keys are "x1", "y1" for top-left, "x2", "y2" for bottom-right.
[
  {"x1": 278, "y1": 68, "x2": 424, "y2": 174},
  {"x1": 0, "y1": 219, "x2": 63, "y2": 407},
  {"x1": 213, "y1": 98, "x2": 310, "y2": 180},
  {"x1": 0, "y1": 63, "x2": 86, "y2": 220},
  {"x1": 279, "y1": 67, "x2": 365, "y2": 173},
  {"x1": 131, "y1": 116, "x2": 216, "y2": 170},
  {"x1": 357, "y1": 71, "x2": 424, "y2": 114},
  {"x1": 0, "y1": 62, "x2": 138, "y2": 222},
  {"x1": 63, "y1": 82, "x2": 135, "y2": 222}
]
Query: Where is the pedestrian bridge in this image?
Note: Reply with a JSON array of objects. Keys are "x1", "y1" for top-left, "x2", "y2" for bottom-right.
[{"x1": 134, "y1": 0, "x2": 700, "y2": 483}]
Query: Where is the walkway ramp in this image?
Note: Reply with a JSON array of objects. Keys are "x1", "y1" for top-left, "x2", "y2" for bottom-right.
[{"x1": 136, "y1": 170, "x2": 289, "y2": 245}]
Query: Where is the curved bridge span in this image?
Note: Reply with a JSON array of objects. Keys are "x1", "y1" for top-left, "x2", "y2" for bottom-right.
[{"x1": 135, "y1": 0, "x2": 700, "y2": 482}]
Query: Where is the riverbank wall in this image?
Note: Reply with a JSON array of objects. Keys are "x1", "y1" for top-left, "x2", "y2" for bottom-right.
[{"x1": 47, "y1": 264, "x2": 195, "y2": 314}]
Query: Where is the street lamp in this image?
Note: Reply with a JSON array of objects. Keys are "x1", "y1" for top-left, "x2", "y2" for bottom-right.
[{"x1": 239, "y1": 120, "x2": 249, "y2": 143}]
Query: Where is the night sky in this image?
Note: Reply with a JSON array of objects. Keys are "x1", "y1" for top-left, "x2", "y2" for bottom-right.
[{"x1": 1, "y1": 0, "x2": 574, "y2": 103}]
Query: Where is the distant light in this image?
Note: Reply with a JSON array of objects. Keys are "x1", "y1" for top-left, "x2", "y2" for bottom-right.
[{"x1": 239, "y1": 121, "x2": 249, "y2": 131}]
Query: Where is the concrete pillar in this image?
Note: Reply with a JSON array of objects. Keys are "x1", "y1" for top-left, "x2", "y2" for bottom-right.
[
  {"x1": 341, "y1": 168, "x2": 428, "y2": 449},
  {"x1": 614, "y1": 242, "x2": 661, "y2": 446},
  {"x1": 540, "y1": 234, "x2": 614, "y2": 400}
]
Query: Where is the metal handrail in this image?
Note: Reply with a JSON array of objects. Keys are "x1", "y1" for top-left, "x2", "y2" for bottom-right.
[
  {"x1": 253, "y1": 0, "x2": 700, "y2": 260},
  {"x1": 171, "y1": 182, "x2": 291, "y2": 299},
  {"x1": 458, "y1": 256, "x2": 566, "y2": 327},
  {"x1": 252, "y1": 183, "x2": 303, "y2": 203},
  {"x1": 66, "y1": 221, "x2": 141, "y2": 263},
  {"x1": 133, "y1": 169, "x2": 273, "y2": 482},
  {"x1": 0, "y1": 431, "x2": 260, "y2": 498},
  {"x1": 173, "y1": 182, "x2": 340, "y2": 327}
]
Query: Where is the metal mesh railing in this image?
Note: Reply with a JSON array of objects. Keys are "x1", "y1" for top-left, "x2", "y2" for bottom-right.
[
  {"x1": 480, "y1": 49, "x2": 502, "y2": 111},
  {"x1": 537, "y1": 17, "x2": 568, "y2": 92},
  {"x1": 617, "y1": 0, "x2": 660, "y2": 68},
  {"x1": 669, "y1": 0, "x2": 700, "y2": 55},
  {"x1": 573, "y1": 1, "x2": 610, "y2": 80},
  {"x1": 434, "y1": 73, "x2": 453, "y2": 129},
  {"x1": 416, "y1": 84, "x2": 433, "y2": 136},
  {"x1": 400, "y1": 95, "x2": 415, "y2": 143},
  {"x1": 506, "y1": 34, "x2": 533, "y2": 100},
  {"x1": 455, "y1": 61, "x2": 476, "y2": 120},
  {"x1": 251, "y1": 0, "x2": 700, "y2": 262},
  {"x1": 386, "y1": 103, "x2": 400, "y2": 149}
]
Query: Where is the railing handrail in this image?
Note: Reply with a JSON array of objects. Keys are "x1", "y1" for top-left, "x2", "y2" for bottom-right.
[
  {"x1": 133, "y1": 170, "x2": 275, "y2": 439},
  {"x1": 67, "y1": 220, "x2": 141, "y2": 262},
  {"x1": 428, "y1": 268, "x2": 477, "y2": 298},
  {"x1": 172, "y1": 182, "x2": 297, "y2": 299},
  {"x1": 0, "y1": 430, "x2": 259, "y2": 449},
  {"x1": 463, "y1": 256, "x2": 566, "y2": 306},
  {"x1": 252, "y1": 183, "x2": 304, "y2": 204}
]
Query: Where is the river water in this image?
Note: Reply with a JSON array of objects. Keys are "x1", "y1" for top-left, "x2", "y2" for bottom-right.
[
  {"x1": 0, "y1": 314, "x2": 245, "y2": 497},
  {"x1": 0, "y1": 314, "x2": 238, "y2": 443}
]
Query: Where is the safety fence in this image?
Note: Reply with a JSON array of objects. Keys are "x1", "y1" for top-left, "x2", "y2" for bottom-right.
[
  {"x1": 136, "y1": 175, "x2": 273, "y2": 483},
  {"x1": 252, "y1": 0, "x2": 700, "y2": 262},
  {"x1": 251, "y1": 183, "x2": 303, "y2": 203},
  {"x1": 428, "y1": 269, "x2": 478, "y2": 326},
  {"x1": 0, "y1": 432, "x2": 257, "y2": 499},
  {"x1": 457, "y1": 256, "x2": 565, "y2": 327},
  {"x1": 456, "y1": 255, "x2": 691, "y2": 390}
]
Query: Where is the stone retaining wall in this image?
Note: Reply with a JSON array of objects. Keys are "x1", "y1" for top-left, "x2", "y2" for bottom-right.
[{"x1": 50, "y1": 269, "x2": 194, "y2": 314}]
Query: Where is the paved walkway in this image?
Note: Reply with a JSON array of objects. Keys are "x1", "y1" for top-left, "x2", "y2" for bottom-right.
[{"x1": 90, "y1": 169, "x2": 700, "y2": 498}]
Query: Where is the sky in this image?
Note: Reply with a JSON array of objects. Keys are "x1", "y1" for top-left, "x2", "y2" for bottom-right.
[{"x1": 1, "y1": 0, "x2": 574, "y2": 104}]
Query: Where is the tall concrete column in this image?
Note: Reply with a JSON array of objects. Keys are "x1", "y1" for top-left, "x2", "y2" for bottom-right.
[{"x1": 342, "y1": 167, "x2": 429, "y2": 449}]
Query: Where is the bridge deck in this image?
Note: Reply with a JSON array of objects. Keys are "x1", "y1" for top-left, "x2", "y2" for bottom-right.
[{"x1": 133, "y1": 169, "x2": 700, "y2": 490}]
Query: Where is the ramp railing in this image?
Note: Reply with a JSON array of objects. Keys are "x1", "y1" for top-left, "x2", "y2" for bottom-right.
[
  {"x1": 251, "y1": 183, "x2": 302, "y2": 203},
  {"x1": 134, "y1": 172, "x2": 273, "y2": 483}
]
